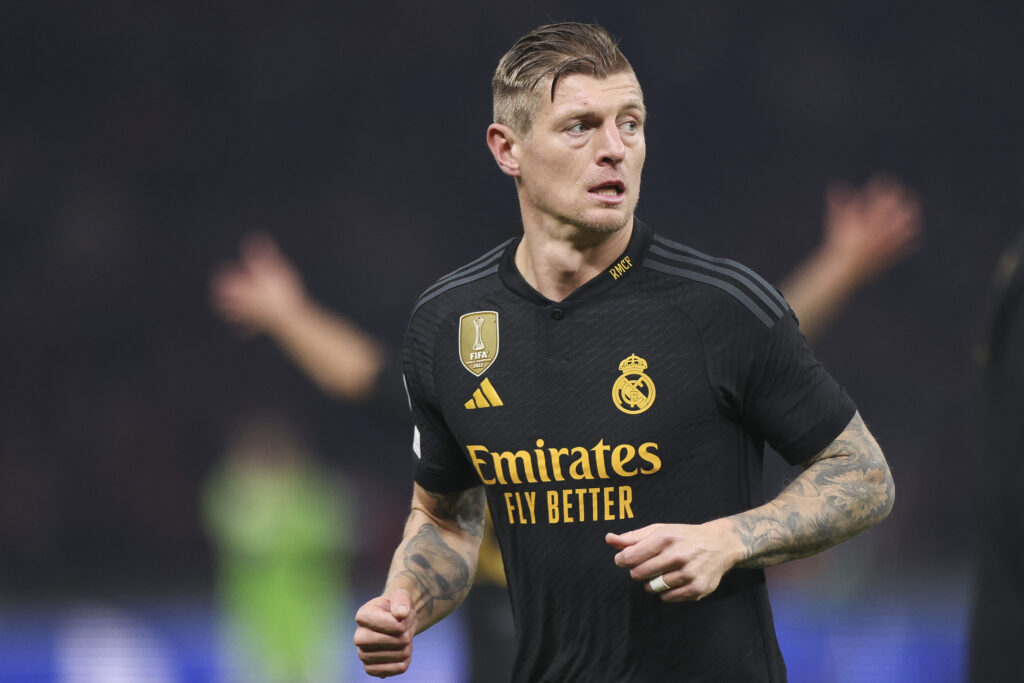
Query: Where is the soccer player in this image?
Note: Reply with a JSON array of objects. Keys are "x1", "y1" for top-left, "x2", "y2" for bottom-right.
[{"x1": 353, "y1": 22, "x2": 894, "y2": 681}]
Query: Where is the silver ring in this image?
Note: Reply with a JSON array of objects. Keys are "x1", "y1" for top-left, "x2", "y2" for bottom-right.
[{"x1": 648, "y1": 575, "x2": 670, "y2": 593}]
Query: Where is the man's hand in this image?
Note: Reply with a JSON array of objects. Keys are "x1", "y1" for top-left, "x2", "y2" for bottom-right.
[
  {"x1": 354, "y1": 589, "x2": 419, "y2": 678},
  {"x1": 209, "y1": 232, "x2": 386, "y2": 400},
  {"x1": 820, "y1": 174, "x2": 922, "y2": 287},
  {"x1": 210, "y1": 232, "x2": 308, "y2": 335},
  {"x1": 606, "y1": 520, "x2": 743, "y2": 602},
  {"x1": 780, "y1": 174, "x2": 922, "y2": 341}
]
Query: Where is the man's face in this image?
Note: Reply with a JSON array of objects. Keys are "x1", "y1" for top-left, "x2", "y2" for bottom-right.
[{"x1": 513, "y1": 71, "x2": 646, "y2": 235}]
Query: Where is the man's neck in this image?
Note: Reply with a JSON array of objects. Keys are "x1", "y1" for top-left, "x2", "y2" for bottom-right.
[{"x1": 514, "y1": 217, "x2": 634, "y2": 302}]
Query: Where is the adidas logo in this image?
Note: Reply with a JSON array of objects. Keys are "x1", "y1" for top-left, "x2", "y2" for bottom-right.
[{"x1": 464, "y1": 377, "x2": 504, "y2": 409}]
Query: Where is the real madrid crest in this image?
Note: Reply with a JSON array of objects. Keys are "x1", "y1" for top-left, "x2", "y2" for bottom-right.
[
  {"x1": 612, "y1": 353, "x2": 656, "y2": 414},
  {"x1": 459, "y1": 311, "x2": 499, "y2": 376}
]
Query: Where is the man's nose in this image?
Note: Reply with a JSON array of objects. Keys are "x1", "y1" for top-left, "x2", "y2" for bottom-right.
[{"x1": 595, "y1": 122, "x2": 626, "y2": 165}]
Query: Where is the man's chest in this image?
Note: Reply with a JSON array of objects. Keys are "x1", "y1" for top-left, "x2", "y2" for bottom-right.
[
  {"x1": 432, "y1": 296, "x2": 735, "y2": 478},
  {"x1": 424, "y1": 294, "x2": 752, "y2": 530}
]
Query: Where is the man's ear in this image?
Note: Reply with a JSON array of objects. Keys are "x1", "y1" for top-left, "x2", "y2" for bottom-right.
[{"x1": 486, "y1": 123, "x2": 522, "y2": 177}]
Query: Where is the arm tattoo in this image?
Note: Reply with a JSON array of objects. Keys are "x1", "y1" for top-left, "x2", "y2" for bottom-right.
[
  {"x1": 396, "y1": 524, "x2": 472, "y2": 617},
  {"x1": 390, "y1": 487, "x2": 485, "y2": 618},
  {"x1": 733, "y1": 412, "x2": 895, "y2": 568},
  {"x1": 425, "y1": 487, "x2": 486, "y2": 539}
]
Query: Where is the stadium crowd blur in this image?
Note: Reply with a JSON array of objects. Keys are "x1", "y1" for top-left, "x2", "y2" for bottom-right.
[{"x1": 2, "y1": 1, "x2": 1023, "y2": 680}]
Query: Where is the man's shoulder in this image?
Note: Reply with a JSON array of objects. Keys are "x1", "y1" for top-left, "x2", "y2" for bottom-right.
[
  {"x1": 410, "y1": 238, "x2": 514, "y2": 320},
  {"x1": 641, "y1": 231, "x2": 788, "y2": 329}
]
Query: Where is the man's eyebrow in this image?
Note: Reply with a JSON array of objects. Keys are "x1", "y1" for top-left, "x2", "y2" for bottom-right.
[
  {"x1": 623, "y1": 100, "x2": 647, "y2": 117},
  {"x1": 557, "y1": 101, "x2": 647, "y2": 121},
  {"x1": 557, "y1": 108, "x2": 598, "y2": 121}
]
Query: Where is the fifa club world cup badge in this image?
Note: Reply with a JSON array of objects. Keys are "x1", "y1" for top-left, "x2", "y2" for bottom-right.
[
  {"x1": 612, "y1": 353, "x2": 656, "y2": 414},
  {"x1": 459, "y1": 311, "x2": 499, "y2": 376}
]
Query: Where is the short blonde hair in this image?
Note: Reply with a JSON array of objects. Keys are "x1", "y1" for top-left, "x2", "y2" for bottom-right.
[{"x1": 492, "y1": 22, "x2": 636, "y2": 136}]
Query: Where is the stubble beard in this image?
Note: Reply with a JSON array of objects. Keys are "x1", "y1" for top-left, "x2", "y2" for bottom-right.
[
  {"x1": 568, "y1": 190, "x2": 640, "y2": 240},
  {"x1": 570, "y1": 211, "x2": 631, "y2": 235},
  {"x1": 533, "y1": 189, "x2": 641, "y2": 241}
]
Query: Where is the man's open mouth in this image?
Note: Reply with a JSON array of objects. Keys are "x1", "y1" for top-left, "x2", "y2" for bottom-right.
[{"x1": 588, "y1": 180, "x2": 625, "y2": 197}]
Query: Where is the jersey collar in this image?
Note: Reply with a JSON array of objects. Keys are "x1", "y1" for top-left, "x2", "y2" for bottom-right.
[{"x1": 499, "y1": 218, "x2": 654, "y2": 305}]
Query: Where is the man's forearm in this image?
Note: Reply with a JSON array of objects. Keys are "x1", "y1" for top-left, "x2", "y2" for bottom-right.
[
  {"x1": 779, "y1": 244, "x2": 862, "y2": 343},
  {"x1": 385, "y1": 487, "x2": 485, "y2": 632},
  {"x1": 269, "y1": 299, "x2": 386, "y2": 401},
  {"x1": 729, "y1": 412, "x2": 894, "y2": 568}
]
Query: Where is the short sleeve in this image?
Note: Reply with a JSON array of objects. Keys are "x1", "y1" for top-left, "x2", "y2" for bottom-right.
[
  {"x1": 739, "y1": 311, "x2": 857, "y2": 464},
  {"x1": 403, "y1": 312, "x2": 481, "y2": 493}
]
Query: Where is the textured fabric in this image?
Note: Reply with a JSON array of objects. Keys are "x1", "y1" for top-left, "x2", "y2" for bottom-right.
[{"x1": 403, "y1": 220, "x2": 856, "y2": 682}]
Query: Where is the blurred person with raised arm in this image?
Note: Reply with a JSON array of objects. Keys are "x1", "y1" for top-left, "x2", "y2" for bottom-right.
[{"x1": 211, "y1": 235, "x2": 516, "y2": 682}]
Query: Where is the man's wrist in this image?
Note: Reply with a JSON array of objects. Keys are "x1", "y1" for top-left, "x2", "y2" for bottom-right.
[
  {"x1": 262, "y1": 293, "x2": 315, "y2": 335},
  {"x1": 704, "y1": 517, "x2": 747, "y2": 569},
  {"x1": 383, "y1": 572, "x2": 418, "y2": 597},
  {"x1": 816, "y1": 239, "x2": 873, "y2": 288}
]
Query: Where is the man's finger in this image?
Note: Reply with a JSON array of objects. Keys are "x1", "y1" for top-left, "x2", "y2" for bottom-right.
[
  {"x1": 354, "y1": 615, "x2": 406, "y2": 637},
  {"x1": 608, "y1": 527, "x2": 667, "y2": 568},
  {"x1": 354, "y1": 626, "x2": 412, "y2": 652},
  {"x1": 655, "y1": 578, "x2": 719, "y2": 603},
  {"x1": 358, "y1": 642, "x2": 413, "y2": 662},
  {"x1": 390, "y1": 589, "x2": 412, "y2": 620},
  {"x1": 355, "y1": 602, "x2": 408, "y2": 636},
  {"x1": 626, "y1": 554, "x2": 683, "y2": 582},
  {"x1": 604, "y1": 532, "x2": 634, "y2": 550},
  {"x1": 613, "y1": 537, "x2": 664, "y2": 568},
  {"x1": 605, "y1": 523, "x2": 660, "y2": 548},
  {"x1": 363, "y1": 660, "x2": 411, "y2": 679}
]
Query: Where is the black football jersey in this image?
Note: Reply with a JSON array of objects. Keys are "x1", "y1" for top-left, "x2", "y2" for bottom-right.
[{"x1": 403, "y1": 220, "x2": 856, "y2": 682}]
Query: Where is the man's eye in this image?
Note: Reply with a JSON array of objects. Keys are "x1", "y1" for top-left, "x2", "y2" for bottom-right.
[
  {"x1": 621, "y1": 121, "x2": 638, "y2": 133},
  {"x1": 567, "y1": 123, "x2": 587, "y2": 134}
]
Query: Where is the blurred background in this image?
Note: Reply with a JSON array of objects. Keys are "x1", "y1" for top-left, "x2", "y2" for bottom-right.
[{"x1": 2, "y1": 1, "x2": 1022, "y2": 681}]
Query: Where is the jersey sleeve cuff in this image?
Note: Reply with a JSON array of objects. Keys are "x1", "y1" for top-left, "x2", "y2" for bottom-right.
[
  {"x1": 776, "y1": 400, "x2": 858, "y2": 465},
  {"x1": 414, "y1": 467, "x2": 482, "y2": 494}
]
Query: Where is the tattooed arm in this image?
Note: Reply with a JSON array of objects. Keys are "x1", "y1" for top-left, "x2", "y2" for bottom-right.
[
  {"x1": 730, "y1": 411, "x2": 893, "y2": 567},
  {"x1": 387, "y1": 483, "x2": 486, "y2": 626},
  {"x1": 354, "y1": 483, "x2": 485, "y2": 677},
  {"x1": 607, "y1": 412, "x2": 894, "y2": 602}
]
